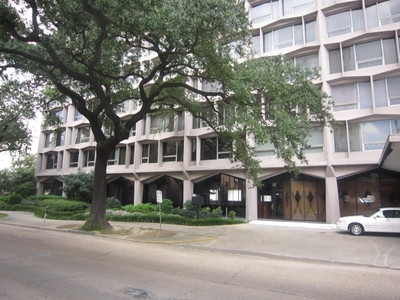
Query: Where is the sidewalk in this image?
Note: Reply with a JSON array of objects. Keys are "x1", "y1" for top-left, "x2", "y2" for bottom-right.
[{"x1": 1, "y1": 211, "x2": 400, "y2": 270}]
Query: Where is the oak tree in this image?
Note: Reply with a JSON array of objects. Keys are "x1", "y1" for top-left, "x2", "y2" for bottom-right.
[{"x1": 0, "y1": 0, "x2": 332, "y2": 229}]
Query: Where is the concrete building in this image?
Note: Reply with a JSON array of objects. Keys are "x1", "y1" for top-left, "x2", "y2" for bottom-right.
[{"x1": 35, "y1": 0, "x2": 400, "y2": 223}]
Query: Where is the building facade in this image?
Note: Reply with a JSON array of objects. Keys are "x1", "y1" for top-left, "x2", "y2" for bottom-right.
[{"x1": 35, "y1": 0, "x2": 400, "y2": 223}]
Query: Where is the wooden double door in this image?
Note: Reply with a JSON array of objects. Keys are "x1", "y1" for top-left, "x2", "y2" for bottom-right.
[
  {"x1": 258, "y1": 176, "x2": 325, "y2": 221},
  {"x1": 285, "y1": 180, "x2": 325, "y2": 221}
]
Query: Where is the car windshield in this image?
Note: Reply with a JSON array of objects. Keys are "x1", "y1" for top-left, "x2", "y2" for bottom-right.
[{"x1": 364, "y1": 210, "x2": 380, "y2": 217}]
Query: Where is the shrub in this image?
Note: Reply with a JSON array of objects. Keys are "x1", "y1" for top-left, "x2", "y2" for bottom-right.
[
  {"x1": 0, "y1": 201, "x2": 10, "y2": 210},
  {"x1": 62, "y1": 171, "x2": 93, "y2": 203},
  {"x1": 1, "y1": 194, "x2": 23, "y2": 205},
  {"x1": 27, "y1": 195, "x2": 65, "y2": 202},
  {"x1": 8, "y1": 194, "x2": 22, "y2": 205},
  {"x1": 20, "y1": 198, "x2": 41, "y2": 207},
  {"x1": 161, "y1": 199, "x2": 174, "y2": 214},
  {"x1": 105, "y1": 213, "x2": 244, "y2": 225},
  {"x1": 106, "y1": 197, "x2": 121, "y2": 209},
  {"x1": 39, "y1": 199, "x2": 89, "y2": 213},
  {"x1": 124, "y1": 203, "x2": 157, "y2": 213},
  {"x1": 228, "y1": 210, "x2": 236, "y2": 219},
  {"x1": 170, "y1": 200, "x2": 222, "y2": 219}
]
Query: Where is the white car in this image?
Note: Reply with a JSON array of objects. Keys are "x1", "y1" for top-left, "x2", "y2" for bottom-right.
[{"x1": 336, "y1": 207, "x2": 400, "y2": 236}]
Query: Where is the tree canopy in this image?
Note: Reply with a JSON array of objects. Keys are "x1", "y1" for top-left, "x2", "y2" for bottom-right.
[
  {"x1": 0, "y1": 79, "x2": 37, "y2": 153},
  {"x1": 0, "y1": 0, "x2": 333, "y2": 229},
  {"x1": 0, "y1": 153, "x2": 36, "y2": 197}
]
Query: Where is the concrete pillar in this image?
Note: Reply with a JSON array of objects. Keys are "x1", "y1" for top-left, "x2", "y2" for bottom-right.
[
  {"x1": 325, "y1": 165, "x2": 340, "y2": 224},
  {"x1": 134, "y1": 180, "x2": 143, "y2": 205},
  {"x1": 246, "y1": 181, "x2": 258, "y2": 221},
  {"x1": 183, "y1": 179, "x2": 194, "y2": 205},
  {"x1": 36, "y1": 181, "x2": 44, "y2": 195}
]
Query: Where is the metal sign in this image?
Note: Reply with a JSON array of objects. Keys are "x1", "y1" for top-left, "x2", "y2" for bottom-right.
[{"x1": 156, "y1": 190, "x2": 163, "y2": 203}]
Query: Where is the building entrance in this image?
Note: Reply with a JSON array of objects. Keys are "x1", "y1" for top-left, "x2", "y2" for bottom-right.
[{"x1": 258, "y1": 174, "x2": 325, "y2": 221}]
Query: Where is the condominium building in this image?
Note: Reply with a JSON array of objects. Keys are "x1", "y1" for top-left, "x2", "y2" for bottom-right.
[{"x1": 35, "y1": 0, "x2": 400, "y2": 223}]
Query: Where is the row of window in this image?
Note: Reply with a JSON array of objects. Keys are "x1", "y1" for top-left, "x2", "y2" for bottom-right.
[
  {"x1": 44, "y1": 117, "x2": 400, "y2": 170},
  {"x1": 329, "y1": 38, "x2": 398, "y2": 74},
  {"x1": 43, "y1": 137, "x2": 232, "y2": 170},
  {"x1": 250, "y1": 0, "x2": 315, "y2": 23},
  {"x1": 252, "y1": 1, "x2": 400, "y2": 56},
  {"x1": 331, "y1": 75, "x2": 400, "y2": 111},
  {"x1": 44, "y1": 73, "x2": 400, "y2": 149},
  {"x1": 251, "y1": 0, "x2": 399, "y2": 29},
  {"x1": 334, "y1": 119, "x2": 400, "y2": 152}
]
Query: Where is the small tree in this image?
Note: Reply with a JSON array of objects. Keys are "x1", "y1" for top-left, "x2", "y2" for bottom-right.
[
  {"x1": 0, "y1": 154, "x2": 36, "y2": 197},
  {"x1": 62, "y1": 171, "x2": 94, "y2": 203}
]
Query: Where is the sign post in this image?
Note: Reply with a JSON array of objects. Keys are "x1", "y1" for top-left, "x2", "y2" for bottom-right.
[
  {"x1": 43, "y1": 206, "x2": 48, "y2": 226},
  {"x1": 156, "y1": 190, "x2": 163, "y2": 237}
]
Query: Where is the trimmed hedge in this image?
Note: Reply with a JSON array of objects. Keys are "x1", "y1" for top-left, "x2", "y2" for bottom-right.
[
  {"x1": 39, "y1": 199, "x2": 89, "y2": 212},
  {"x1": 106, "y1": 212, "x2": 244, "y2": 226},
  {"x1": 124, "y1": 203, "x2": 157, "y2": 213}
]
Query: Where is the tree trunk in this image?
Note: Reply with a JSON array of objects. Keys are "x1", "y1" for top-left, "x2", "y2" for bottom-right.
[{"x1": 82, "y1": 146, "x2": 113, "y2": 231}]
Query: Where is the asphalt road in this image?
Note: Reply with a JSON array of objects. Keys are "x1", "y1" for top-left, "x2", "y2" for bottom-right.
[{"x1": 0, "y1": 223, "x2": 399, "y2": 300}]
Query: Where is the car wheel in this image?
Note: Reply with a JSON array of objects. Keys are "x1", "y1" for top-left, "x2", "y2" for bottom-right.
[{"x1": 349, "y1": 223, "x2": 364, "y2": 236}]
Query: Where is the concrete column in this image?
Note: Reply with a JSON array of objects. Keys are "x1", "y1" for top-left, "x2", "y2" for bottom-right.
[
  {"x1": 325, "y1": 165, "x2": 340, "y2": 224},
  {"x1": 246, "y1": 181, "x2": 258, "y2": 221},
  {"x1": 134, "y1": 180, "x2": 143, "y2": 205},
  {"x1": 36, "y1": 181, "x2": 44, "y2": 195},
  {"x1": 183, "y1": 179, "x2": 194, "y2": 205}
]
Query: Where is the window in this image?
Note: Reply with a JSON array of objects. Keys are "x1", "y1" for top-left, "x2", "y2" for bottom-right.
[
  {"x1": 264, "y1": 21, "x2": 315, "y2": 53},
  {"x1": 69, "y1": 150, "x2": 79, "y2": 168},
  {"x1": 374, "y1": 76, "x2": 400, "y2": 107},
  {"x1": 305, "y1": 20, "x2": 316, "y2": 43},
  {"x1": 329, "y1": 39, "x2": 398, "y2": 74},
  {"x1": 326, "y1": 9, "x2": 364, "y2": 37},
  {"x1": 218, "y1": 102, "x2": 235, "y2": 125},
  {"x1": 177, "y1": 111, "x2": 185, "y2": 131},
  {"x1": 106, "y1": 147, "x2": 126, "y2": 165},
  {"x1": 74, "y1": 109, "x2": 82, "y2": 121},
  {"x1": 331, "y1": 82, "x2": 372, "y2": 111},
  {"x1": 45, "y1": 153, "x2": 58, "y2": 169},
  {"x1": 129, "y1": 124, "x2": 136, "y2": 137},
  {"x1": 251, "y1": 0, "x2": 279, "y2": 25},
  {"x1": 192, "y1": 105, "x2": 215, "y2": 129},
  {"x1": 118, "y1": 147, "x2": 126, "y2": 165},
  {"x1": 83, "y1": 149, "x2": 95, "y2": 167},
  {"x1": 107, "y1": 149, "x2": 117, "y2": 165},
  {"x1": 202, "y1": 80, "x2": 222, "y2": 93},
  {"x1": 334, "y1": 122, "x2": 348, "y2": 153},
  {"x1": 104, "y1": 125, "x2": 114, "y2": 138},
  {"x1": 255, "y1": 141, "x2": 275, "y2": 157},
  {"x1": 129, "y1": 145, "x2": 135, "y2": 165},
  {"x1": 305, "y1": 126, "x2": 323, "y2": 153},
  {"x1": 151, "y1": 114, "x2": 174, "y2": 134},
  {"x1": 335, "y1": 119, "x2": 400, "y2": 152},
  {"x1": 191, "y1": 138, "x2": 197, "y2": 161},
  {"x1": 44, "y1": 132, "x2": 54, "y2": 148},
  {"x1": 142, "y1": 143, "x2": 158, "y2": 163},
  {"x1": 283, "y1": 0, "x2": 315, "y2": 16},
  {"x1": 54, "y1": 109, "x2": 64, "y2": 123},
  {"x1": 209, "y1": 189, "x2": 219, "y2": 201},
  {"x1": 56, "y1": 130, "x2": 65, "y2": 146},
  {"x1": 162, "y1": 140, "x2": 183, "y2": 162},
  {"x1": 366, "y1": 0, "x2": 400, "y2": 28},
  {"x1": 200, "y1": 137, "x2": 231, "y2": 160},
  {"x1": 294, "y1": 53, "x2": 319, "y2": 69},
  {"x1": 75, "y1": 126, "x2": 90, "y2": 144},
  {"x1": 252, "y1": 35, "x2": 261, "y2": 55},
  {"x1": 228, "y1": 189, "x2": 242, "y2": 202}
]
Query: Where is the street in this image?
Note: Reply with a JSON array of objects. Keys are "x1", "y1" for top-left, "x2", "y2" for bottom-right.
[{"x1": 0, "y1": 223, "x2": 399, "y2": 299}]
